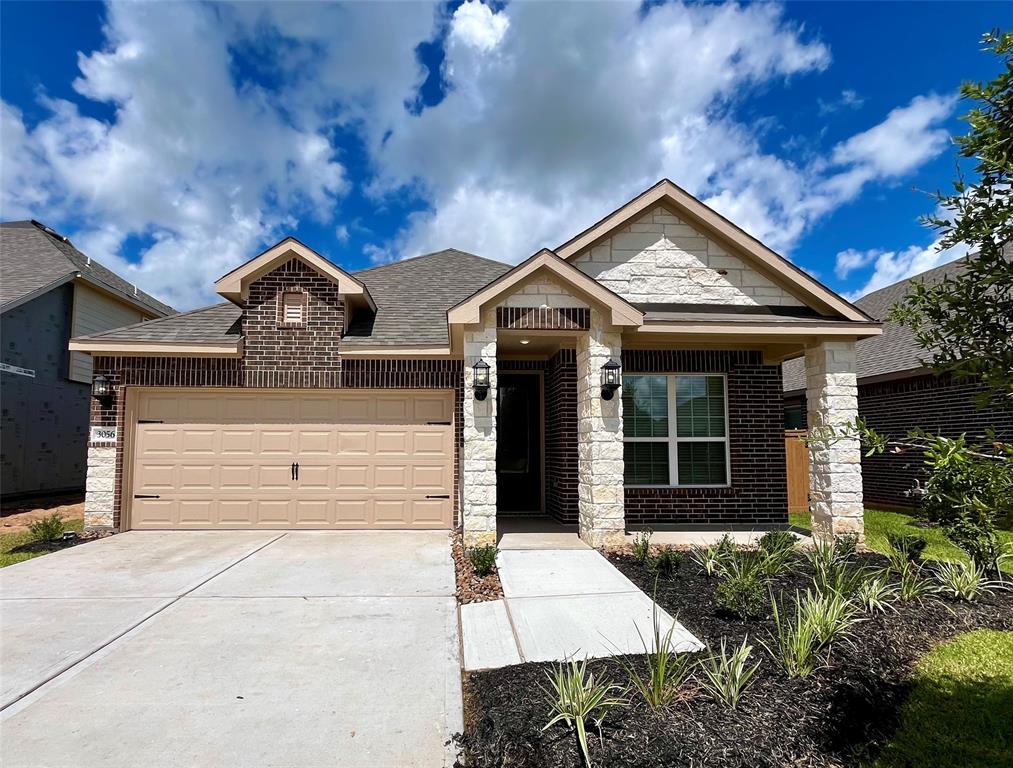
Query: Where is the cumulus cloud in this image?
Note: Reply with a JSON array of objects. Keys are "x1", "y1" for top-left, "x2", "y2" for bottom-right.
[
  {"x1": 844, "y1": 238, "x2": 970, "y2": 299},
  {"x1": 835, "y1": 247, "x2": 878, "y2": 278},
  {"x1": 449, "y1": 0, "x2": 510, "y2": 52}
]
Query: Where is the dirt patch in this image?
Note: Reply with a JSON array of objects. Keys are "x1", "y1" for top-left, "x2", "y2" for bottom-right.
[
  {"x1": 453, "y1": 529, "x2": 505, "y2": 604},
  {"x1": 456, "y1": 551, "x2": 1013, "y2": 767},
  {"x1": 1, "y1": 498, "x2": 85, "y2": 534},
  {"x1": 8, "y1": 528, "x2": 112, "y2": 555}
]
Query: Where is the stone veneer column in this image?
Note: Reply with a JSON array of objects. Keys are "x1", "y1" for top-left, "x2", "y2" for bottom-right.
[
  {"x1": 805, "y1": 340, "x2": 864, "y2": 541},
  {"x1": 462, "y1": 310, "x2": 497, "y2": 548},
  {"x1": 575, "y1": 309, "x2": 625, "y2": 547},
  {"x1": 84, "y1": 446, "x2": 116, "y2": 528}
]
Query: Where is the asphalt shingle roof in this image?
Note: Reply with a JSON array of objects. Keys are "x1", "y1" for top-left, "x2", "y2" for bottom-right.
[
  {"x1": 345, "y1": 249, "x2": 512, "y2": 346},
  {"x1": 782, "y1": 258, "x2": 968, "y2": 392},
  {"x1": 75, "y1": 302, "x2": 242, "y2": 343},
  {"x1": 0, "y1": 220, "x2": 174, "y2": 316}
]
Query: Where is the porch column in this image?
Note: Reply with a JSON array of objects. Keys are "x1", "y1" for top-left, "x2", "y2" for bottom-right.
[
  {"x1": 805, "y1": 340, "x2": 864, "y2": 541},
  {"x1": 576, "y1": 309, "x2": 625, "y2": 547},
  {"x1": 462, "y1": 312, "x2": 497, "y2": 548}
]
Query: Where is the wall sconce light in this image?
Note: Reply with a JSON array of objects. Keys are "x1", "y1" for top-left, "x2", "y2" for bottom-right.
[
  {"x1": 472, "y1": 359, "x2": 491, "y2": 401},
  {"x1": 600, "y1": 359, "x2": 622, "y2": 400},
  {"x1": 91, "y1": 374, "x2": 113, "y2": 404}
]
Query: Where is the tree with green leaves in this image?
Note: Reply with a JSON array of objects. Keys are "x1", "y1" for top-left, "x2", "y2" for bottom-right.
[{"x1": 890, "y1": 29, "x2": 1013, "y2": 410}]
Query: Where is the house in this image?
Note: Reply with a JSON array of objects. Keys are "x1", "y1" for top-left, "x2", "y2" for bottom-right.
[
  {"x1": 1, "y1": 221, "x2": 174, "y2": 499},
  {"x1": 783, "y1": 258, "x2": 1013, "y2": 510},
  {"x1": 69, "y1": 180, "x2": 881, "y2": 545}
]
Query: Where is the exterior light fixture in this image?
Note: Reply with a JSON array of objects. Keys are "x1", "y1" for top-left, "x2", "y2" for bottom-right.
[
  {"x1": 600, "y1": 359, "x2": 622, "y2": 400},
  {"x1": 91, "y1": 374, "x2": 113, "y2": 404},
  {"x1": 519, "y1": 339, "x2": 530, "y2": 345},
  {"x1": 472, "y1": 359, "x2": 491, "y2": 401}
]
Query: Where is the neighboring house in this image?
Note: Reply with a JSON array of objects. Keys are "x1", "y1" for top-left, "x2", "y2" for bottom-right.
[
  {"x1": 0, "y1": 221, "x2": 174, "y2": 499},
  {"x1": 70, "y1": 180, "x2": 881, "y2": 545},
  {"x1": 782, "y1": 258, "x2": 1013, "y2": 510}
]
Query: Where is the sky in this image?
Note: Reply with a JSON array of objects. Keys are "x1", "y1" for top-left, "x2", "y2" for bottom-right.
[{"x1": 1, "y1": 1, "x2": 1009, "y2": 311}]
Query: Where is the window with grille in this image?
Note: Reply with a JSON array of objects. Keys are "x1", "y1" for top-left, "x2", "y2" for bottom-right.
[
  {"x1": 622, "y1": 374, "x2": 729, "y2": 486},
  {"x1": 281, "y1": 292, "x2": 305, "y2": 326}
]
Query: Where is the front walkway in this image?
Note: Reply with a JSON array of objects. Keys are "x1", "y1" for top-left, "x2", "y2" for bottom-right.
[
  {"x1": 461, "y1": 546, "x2": 702, "y2": 671},
  {"x1": 1, "y1": 530, "x2": 462, "y2": 768}
]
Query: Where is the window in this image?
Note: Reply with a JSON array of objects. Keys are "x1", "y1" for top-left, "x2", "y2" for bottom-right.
[
  {"x1": 622, "y1": 374, "x2": 729, "y2": 486},
  {"x1": 281, "y1": 292, "x2": 305, "y2": 326}
]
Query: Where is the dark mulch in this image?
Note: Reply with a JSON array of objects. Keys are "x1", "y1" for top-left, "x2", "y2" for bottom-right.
[
  {"x1": 456, "y1": 551, "x2": 1013, "y2": 768},
  {"x1": 452, "y1": 529, "x2": 504, "y2": 604},
  {"x1": 9, "y1": 530, "x2": 111, "y2": 555}
]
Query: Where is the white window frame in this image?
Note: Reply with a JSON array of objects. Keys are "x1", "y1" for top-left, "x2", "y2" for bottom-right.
[{"x1": 622, "y1": 373, "x2": 731, "y2": 488}]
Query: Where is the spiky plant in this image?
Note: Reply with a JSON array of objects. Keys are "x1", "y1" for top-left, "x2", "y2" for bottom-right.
[
  {"x1": 698, "y1": 637, "x2": 760, "y2": 709},
  {"x1": 542, "y1": 658, "x2": 628, "y2": 767}
]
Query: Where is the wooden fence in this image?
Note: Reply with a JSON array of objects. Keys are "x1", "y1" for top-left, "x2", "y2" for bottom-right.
[{"x1": 784, "y1": 429, "x2": 809, "y2": 514}]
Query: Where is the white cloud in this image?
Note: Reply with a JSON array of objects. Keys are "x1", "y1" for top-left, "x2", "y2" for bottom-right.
[
  {"x1": 449, "y1": 0, "x2": 510, "y2": 53},
  {"x1": 835, "y1": 247, "x2": 878, "y2": 278},
  {"x1": 334, "y1": 224, "x2": 349, "y2": 243},
  {"x1": 844, "y1": 238, "x2": 970, "y2": 299},
  {"x1": 817, "y1": 88, "x2": 864, "y2": 115}
]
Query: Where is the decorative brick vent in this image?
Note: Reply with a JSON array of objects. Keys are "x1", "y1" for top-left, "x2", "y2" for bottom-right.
[{"x1": 496, "y1": 306, "x2": 590, "y2": 331}]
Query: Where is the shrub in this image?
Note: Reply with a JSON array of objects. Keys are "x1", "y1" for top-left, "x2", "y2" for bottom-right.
[
  {"x1": 698, "y1": 637, "x2": 760, "y2": 710},
  {"x1": 757, "y1": 531, "x2": 798, "y2": 577},
  {"x1": 799, "y1": 588, "x2": 862, "y2": 648},
  {"x1": 855, "y1": 571, "x2": 898, "y2": 614},
  {"x1": 759, "y1": 530, "x2": 797, "y2": 556},
  {"x1": 690, "y1": 536, "x2": 737, "y2": 578},
  {"x1": 650, "y1": 546, "x2": 682, "y2": 578},
  {"x1": 887, "y1": 532, "x2": 928, "y2": 563},
  {"x1": 467, "y1": 544, "x2": 498, "y2": 576},
  {"x1": 945, "y1": 516, "x2": 1007, "y2": 575},
  {"x1": 715, "y1": 571, "x2": 767, "y2": 620},
  {"x1": 807, "y1": 536, "x2": 863, "y2": 597},
  {"x1": 542, "y1": 658, "x2": 627, "y2": 767},
  {"x1": 932, "y1": 559, "x2": 1001, "y2": 602},
  {"x1": 895, "y1": 559, "x2": 934, "y2": 602},
  {"x1": 763, "y1": 591, "x2": 821, "y2": 678},
  {"x1": 615, "y1": 602, "x2": 692, "y2": 709},
  {"x1": 27, "y1": 513, "x2": 65, "y2": 542},
  {"x1": 631, "y1": 528, "x2": 653, "y2": 563}
]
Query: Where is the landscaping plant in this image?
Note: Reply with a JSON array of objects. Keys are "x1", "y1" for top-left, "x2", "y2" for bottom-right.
[
  {"x1": 714, "y1": 571, "x2": 767, "y2": 620},
  {"x1": 541, "y1": 658, "x2": 627, "y2": 768},
  {"x1": 698, "y1": 637, "x2": 759, "y2": 710},
  {"x1": 764, "y1": 591, "x2": 821, "y2": 678},
  {"x1": 467, "y1": 544, "x2": 498, "y2": 576},
  {"x1": 895, "y1": 559, "x2": 935, "y2": 603},
  {"x1": 932, "y1": 559, "x2": 1003, "y2": 602},
  {"x1": 757, "y1": 530, "x2": 798, "y2": 576},
  {"x1": 650, "y1": 546, "x2": 682, "y2": 578},
  {"x1": 887, "y1": 532, "x2": 928, "y2": 563},
  {"x1": 615, "y1": 602, "x2": 692, "y2": 710},
  {"x1": 807, "y1": 537, "x2": 864, "y2": 598},
  {"x1": 855, "y1": 571, "x2": 899, "y2": 614},
  {"x1": 27, "y1": 513, "x2": 65, "y2": 542},
  {"x1": 630, "y1": 528, "x2": 653, "y2": 563},
  {"x1": 800, "y1": 588, "x2": 862, "y2": 648},
  {"x1": 689, "y1": 536, "x2": 736, "y2": 578}
]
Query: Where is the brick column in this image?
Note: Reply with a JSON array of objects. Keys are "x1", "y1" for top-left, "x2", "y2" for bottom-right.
[
  {"x1": 805, "y1": 340, "x2": 864, "y2": 540},
  {"x1": 576, "y1": 309, "x2": 625, "y2": 547},
  {"x1": 462, "y1": 311, "x2": 497, "y2": 548}
]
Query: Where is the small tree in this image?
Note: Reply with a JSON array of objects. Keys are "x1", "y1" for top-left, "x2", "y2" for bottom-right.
[{"x1": 890, "y1": 30, "x2": 1013, "y2": 410}]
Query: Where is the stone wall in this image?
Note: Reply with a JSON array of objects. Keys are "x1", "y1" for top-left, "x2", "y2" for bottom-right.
[
  {"x1": 572, "y1": 205, "x2": 803, "y2": 307},
  {"x1": 461, "y1": 311, "x2": 498, "y2": 547},
  {"x1": 84, "y1": 446, "x2": 116, "y2": 527}
]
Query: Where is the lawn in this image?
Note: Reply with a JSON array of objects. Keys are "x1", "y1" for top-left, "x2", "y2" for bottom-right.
[
  {"x1": 874, "y1": 630, "x2": 1013, "y2": 768},
  {"x1": 791, "y1": 508, "x2": 1013, "y2": 571},
  {"x1": 0, "y1": 518, "x2": 84, "y2": 568}
]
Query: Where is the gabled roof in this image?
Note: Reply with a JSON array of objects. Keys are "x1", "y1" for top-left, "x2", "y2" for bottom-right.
[
  {"x1": 345, "y1": 249, "x2": 511, "y2": 348},
  {"x1": 782, "y1": 258, "x2": 967, "y2": 392},
  {"x1": 0, "y1": 220, "x2": 174, "y2": 316},
  {"x1": 68, "y1": 303, "x2": 243, "y2": 356},
  {"x1": 215, "y1": 236, "x2": 375, "y2": 311},
  {"x1": 555, "y1": 179, "x2": 873, "y2": 323},
  {"x1": 447, "y1": 249, "x2": 644, "y2": 328}
]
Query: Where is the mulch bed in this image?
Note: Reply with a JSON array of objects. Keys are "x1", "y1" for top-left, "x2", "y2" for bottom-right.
[
  {"x1": 9, "y1": 529, "x2": 112, "y2": 555},
  {"x1": 456, "y1": 548, "x2": 1013, "y2": 767},
  {"x1": 452, "y1": 529, "x2": 504, "y2": 604}
]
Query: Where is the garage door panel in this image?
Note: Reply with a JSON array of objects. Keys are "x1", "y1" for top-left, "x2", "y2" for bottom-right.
[{"x1": 131, "y1": 390, "x2": 453, "y2": 530}]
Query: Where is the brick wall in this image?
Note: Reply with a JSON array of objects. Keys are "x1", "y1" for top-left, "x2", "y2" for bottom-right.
[
  {"x1": 545, "y1": 349, "x2": 578, "y2": 524},
  {"x1": 243, "y1": 258, "x2": 344, "y2": 387},
  {"x1": 623, "y1": 350, "x2": 788, "y2": 528},
  {"x1": 784, "y1": 373, "x2": 1012, "y2": 510}
]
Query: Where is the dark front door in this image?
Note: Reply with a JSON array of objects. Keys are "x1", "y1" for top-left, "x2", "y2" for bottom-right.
[{"x1": 497, "y1": 373, "x2": 542, "y2": 513}]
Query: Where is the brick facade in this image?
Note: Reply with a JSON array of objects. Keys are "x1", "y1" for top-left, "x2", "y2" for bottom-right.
[
  {"x1": 623, "y1": 350, "x2": 788, "y2": 529},
  {"x1": 785, "y1": 373, "x2": 1012, "y2": 510}
]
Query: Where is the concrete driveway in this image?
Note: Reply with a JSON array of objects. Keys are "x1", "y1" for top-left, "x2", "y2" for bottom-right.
[{"x1": 0, "y1": 530, "x2": 462, "y2": 768}]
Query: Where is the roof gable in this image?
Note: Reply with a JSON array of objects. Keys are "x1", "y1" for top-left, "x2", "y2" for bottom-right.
[{"x1": 556, "y1": 180, "x2": 872, "y2": 322}]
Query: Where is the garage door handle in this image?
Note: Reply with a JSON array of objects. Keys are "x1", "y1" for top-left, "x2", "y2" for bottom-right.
[
  {"x1": 291, "y1": 462, "x2": 299, "y2": 481},
  {"x1": 133, "y1": 494, "x2": 160, "y2": 499},
  {"x1": 427, "y1": 421, "x2": 451, "y2": 426},
  {"x1": 425, "y1": 494, "x2": 450, "y2": 499}
]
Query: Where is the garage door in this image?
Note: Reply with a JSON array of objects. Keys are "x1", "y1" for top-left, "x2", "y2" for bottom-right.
[{"x1": 129, "y1": 390, "x2": 454, "y2": 530}]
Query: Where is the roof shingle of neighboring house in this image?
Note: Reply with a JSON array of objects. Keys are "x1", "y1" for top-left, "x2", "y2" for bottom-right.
[
  {"x1": 72, "y1": 248, "x2": 512, "y2": 346},
  {"x1": 782, "y1": 258, "x2": 967, "y2": 392},
  {"x1": 0, "y1": 220, "x2": 174, "y2": 316}
]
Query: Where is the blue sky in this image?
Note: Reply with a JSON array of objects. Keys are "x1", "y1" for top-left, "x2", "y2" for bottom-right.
[{"x1": 1, "y1": 1, "x2": 1008, "y2": 310}]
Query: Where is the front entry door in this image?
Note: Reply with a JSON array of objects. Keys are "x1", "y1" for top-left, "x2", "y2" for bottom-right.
[{"x1": 496, "y1": 373, "x2": 542, "y2": 513}]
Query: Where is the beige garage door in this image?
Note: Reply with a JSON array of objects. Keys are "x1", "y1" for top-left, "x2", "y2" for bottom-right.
[{"x1": 129, "y1": 390, "x2": 454, "y2": 530}]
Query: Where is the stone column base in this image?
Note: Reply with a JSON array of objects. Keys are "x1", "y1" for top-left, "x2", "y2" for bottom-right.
[
  {"x1": 84, "y1": 446, "x2": 116, "y2": 530},
  {"x1": 578, "y1": 527, "x2": 626, "y2": 549},
  {"x1": 463, "y1": 530, "x2": 497, "y2": 549}
]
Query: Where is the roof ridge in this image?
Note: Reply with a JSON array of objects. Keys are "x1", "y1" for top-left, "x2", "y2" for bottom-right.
[{"x1": 353, "y1": 248, "x2": 509, "y2": 275}]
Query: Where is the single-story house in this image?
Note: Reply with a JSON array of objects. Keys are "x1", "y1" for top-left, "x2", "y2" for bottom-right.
[
  {"x1": 70, "y1": 180, "x2": 881, "y2": 546},
  {"x1": 1, "y1": 221, "x2": 174, "y2": 499},
  {"x1": 783, "y1": 258, "x2": 1013, "y2": 510}
]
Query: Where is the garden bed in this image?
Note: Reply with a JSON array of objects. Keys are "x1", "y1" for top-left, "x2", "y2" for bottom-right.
[
  {"x1": 452, "y1": 529, "x2": 504, "y2": 604},
  {"x1": 456, "y1": 545, "x2": 1013, "y2": 767}
]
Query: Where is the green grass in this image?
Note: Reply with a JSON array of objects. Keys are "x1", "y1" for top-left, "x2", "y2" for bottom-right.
[
  {"x1": 0, "y1": 518, "x2": 84, "y2": 568},
  {"x1": 790, "y1": 509, "x2": 1013, "y2": 571},
  {"x1": 872, "y1": 630, "x2": 1013, "y2": 768}
]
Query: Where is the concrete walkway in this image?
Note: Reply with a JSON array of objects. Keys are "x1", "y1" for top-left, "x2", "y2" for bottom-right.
[
  {"x1": 1, "y1": 530, "x2": 462, "y2": 768},
  {"x1": 461, "y1": 548, "x2": 702, "y2": 671}
]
